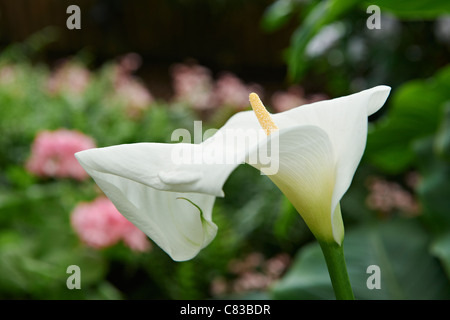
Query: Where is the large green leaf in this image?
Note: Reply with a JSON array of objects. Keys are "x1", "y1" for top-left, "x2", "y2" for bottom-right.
[
  {"x1": 271, "y1": 218, "x2": 450, "y2": 299},
  {"x1": 366, "y1": 65, "x2": 450, "y2": 174},
  {"x1": 414, "y1": 137, "x2": 450, "y2": 232}
]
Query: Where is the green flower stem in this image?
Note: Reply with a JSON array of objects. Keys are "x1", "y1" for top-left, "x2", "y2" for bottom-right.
[{"x1": 319, "y1": 240, "x2": 355, "y2": 300}]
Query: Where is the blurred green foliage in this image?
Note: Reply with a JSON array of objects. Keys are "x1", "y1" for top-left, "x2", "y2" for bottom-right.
[
  {"x1": 262, "y1": 0, "x2": 450, "y2": 82},
  {"x1": 0, "y1": 0, "x2": 450, "y2": 300}
]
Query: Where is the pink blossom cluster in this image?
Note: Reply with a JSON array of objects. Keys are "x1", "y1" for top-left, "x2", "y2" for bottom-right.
[
  {"x1": 213, "y1": 72, "x2": 262, "y2": 111},
  {"x1": 0, "y1": 65, "x2": 18, "y2": 85},
  {"x1": 171, "y1": 63, "x2": 261, "y2": 111},
  {"x1": 271, "y1": 85, "x2": 328, "y2": 113},
  {"x1": 71, "y1": 196, "x2": 151, "y2": 252},
  {"x1": 171, "y1": 63, "x2": 215, "y2": 110},
  {"x1": 210, "y1": 252, "x2": 291, "y2": 297},
  {"x1": 26, "y1": 129, "x2": 96, "y2": 180},
  {"x1": 114, "y1": 77, "x2": 154, "y2": 117},
  {"x1": 366, "y1": 176, "x2": 420, "y2": 216},
  {"x1": 109, "y1": 53, "x2": 154, "y2": 117},
  {"x1": 46, "y1": 60, "x2": 91, "y2": 96}
]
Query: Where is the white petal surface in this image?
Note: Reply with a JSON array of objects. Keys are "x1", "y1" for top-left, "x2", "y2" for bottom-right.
[
  {"x1": 76, "y1": 143, "x2": 230, "y2": 197},
  {"x1": 270, "y1": 86, "x2": 390, "y2": 242},
  {"x1": 76, "y1": 153, "x2": 217, "y2": 261},
  {"x1": 248, "y1": 125, "x2": 343, "y2": 243}
]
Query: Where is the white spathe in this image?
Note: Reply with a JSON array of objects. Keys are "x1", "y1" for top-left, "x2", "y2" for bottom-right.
[{"x1": 75, "y1": 85, "x2": 390, "y2": 261}]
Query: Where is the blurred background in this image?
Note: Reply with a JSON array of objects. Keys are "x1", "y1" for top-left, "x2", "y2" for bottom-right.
[{"x1": 0, "y1": 0, "x2": 450, "y2": 300}]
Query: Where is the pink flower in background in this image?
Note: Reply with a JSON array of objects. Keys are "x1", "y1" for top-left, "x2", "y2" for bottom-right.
[
  {"x1": 271, "y1": 85, "x2": 328, "y2": 113},
  {"x1": 171, "y1": 62, "x2": 264, "y2": 112},
  {"x1": 0, "y1": 65, "x2": 18, "y2": 85},
  {"x1": 47, "y1": 60, "x2": 91, "y2": 96},
  {"x1": 114, "y1": 76, "x2": 154, "y2": 117},
  {"x1": 213, "y1": 72, "x2": 262, "y2": 110},
  {"x1": 71, "y1": 197, "x2": 125, "y2": 249},
  {"x1": 26, "y1": 129, "x2": 96, "y2": 180},
  {"x1": 122, "y1": 225, "x2": 153, "y2": 252},
  {"x1": 366, "y1": 176, "x2": 420, "y2": 216},
  {"x1": 71, "y1": 197, "x2": 152, "y2": 252},
  {"x1": 107, "y1": 53, "x2": 154, "y2": 117},
  {"x1": 171, "y1": 62, "x2": 215, "y2": 110},
  {"x1": 117, "y1": 52, "x2": 143, "y2": 74},
  {"x1": 210, "y1": 252, "x2": 290, "y2": 296}
]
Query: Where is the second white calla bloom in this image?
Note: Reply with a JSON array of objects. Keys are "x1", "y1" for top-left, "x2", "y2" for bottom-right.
[{"x1": 76, "y1": 85, "x2": 390, "y2": 261}]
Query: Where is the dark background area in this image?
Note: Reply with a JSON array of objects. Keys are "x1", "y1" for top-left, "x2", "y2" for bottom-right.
[{"x1": 0, "y1": 0, "x2": 297, "y2": 98}]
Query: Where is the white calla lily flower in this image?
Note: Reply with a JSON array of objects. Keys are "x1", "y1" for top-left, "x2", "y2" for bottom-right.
[{"x1": 75, "y1": 85, "x2": 390, "y2": 261}]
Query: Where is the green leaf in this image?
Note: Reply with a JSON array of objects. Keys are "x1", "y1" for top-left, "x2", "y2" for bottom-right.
[
  {"x1": 261, "y1": 0, "x2": 297, "y2": 32},
  {"x1": 367, "y1": 65, "x2": 450, "y2": 173},
  {"x1": 370, "y1": 0, "x2": 450, "y2": 20},
  {"x1": 435, "y1": 103, "x2": 450, "y2": 162},
  {"x1": 414, "y1": 137, "x2": 450, "y2": 232},
  {"x1": 431, "y1": 232, "x2": 450, "y2": 281},
  {"x1": 287, "y1": 0, "x2": 360, "y2": 81},
  {"x1": 271, "y1": 218, "x2": 450, "y2": 299}
]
